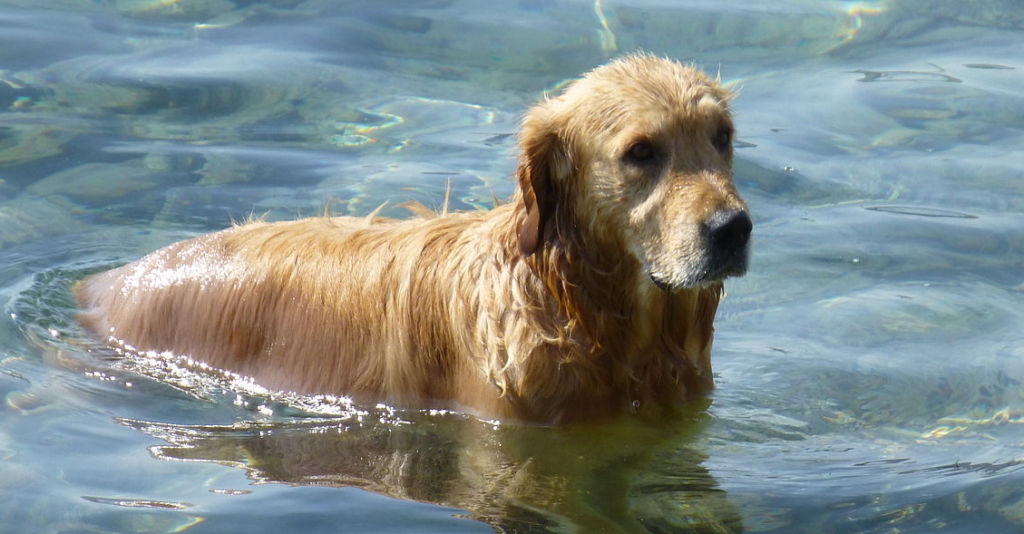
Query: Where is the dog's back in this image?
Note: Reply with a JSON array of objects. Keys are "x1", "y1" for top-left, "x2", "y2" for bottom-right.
[{"x1": 76, "y1": 209, "x2": 518, "y2": 413}]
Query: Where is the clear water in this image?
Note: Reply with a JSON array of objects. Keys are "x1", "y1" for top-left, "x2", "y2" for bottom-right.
[{"x1": 2, "y1": 0, "x2": 1023, "y2": 532}]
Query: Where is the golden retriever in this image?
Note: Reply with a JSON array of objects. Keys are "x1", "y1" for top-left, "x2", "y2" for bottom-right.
[{"x1": 75, "y1": 54, "x2": 750, "y2": 424}]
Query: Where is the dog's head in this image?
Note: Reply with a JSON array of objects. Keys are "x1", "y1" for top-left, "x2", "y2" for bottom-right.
[{"x1": 517, "y1": 54, "x2": 750, "y2": 291}]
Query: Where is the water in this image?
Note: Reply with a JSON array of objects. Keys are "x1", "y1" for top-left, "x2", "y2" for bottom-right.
[{"x1": 1, "y1": 0, "x2": 1023, "y2": 532}]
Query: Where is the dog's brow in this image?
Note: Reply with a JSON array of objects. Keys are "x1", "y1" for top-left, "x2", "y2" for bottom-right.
[{"x1": 696, "y1": 93, "x2": 725, "y2": 114}]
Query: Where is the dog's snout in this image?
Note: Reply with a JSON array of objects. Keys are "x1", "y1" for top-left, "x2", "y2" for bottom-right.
[{"x1": 706, "y1": 209, "x2": 752, "y2": 252}]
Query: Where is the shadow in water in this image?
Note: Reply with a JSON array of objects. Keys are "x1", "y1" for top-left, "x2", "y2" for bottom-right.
[{"x1": 119, "y1": 406, "x2": 742, "y2": 534}]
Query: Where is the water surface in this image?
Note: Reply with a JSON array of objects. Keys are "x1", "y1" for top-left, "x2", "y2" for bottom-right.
[{"x1": 2, "y1": 1, "x2": 1023, "y2": 532}]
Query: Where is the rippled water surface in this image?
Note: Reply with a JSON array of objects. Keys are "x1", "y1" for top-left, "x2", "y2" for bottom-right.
[{"x1": 2, "y1": 1, "x2": 1023, "y2": 532}]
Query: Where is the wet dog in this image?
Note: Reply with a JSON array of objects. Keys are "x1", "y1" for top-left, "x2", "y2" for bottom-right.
[{"x1": 75, "y1": 54, "x2": 750, "y2": 424}]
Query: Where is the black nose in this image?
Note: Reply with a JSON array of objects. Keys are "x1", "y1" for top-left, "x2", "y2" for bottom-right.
[{"x1": 706, "y1": 209, "x2": 752, "y2": 253}]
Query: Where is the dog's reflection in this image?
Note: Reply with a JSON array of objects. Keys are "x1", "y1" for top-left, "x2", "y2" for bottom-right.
[{"x1": 120, "y1": 405, "x2": 741, "y2": 533}]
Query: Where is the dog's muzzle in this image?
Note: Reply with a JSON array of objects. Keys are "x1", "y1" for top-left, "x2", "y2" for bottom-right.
[{"x1": 649, "y1": 208, "x2": 752, "y2": 291}]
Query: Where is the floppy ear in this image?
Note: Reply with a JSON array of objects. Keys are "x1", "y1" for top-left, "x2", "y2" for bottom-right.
[{"x1": 516, "y1": 126, "x2": 561, "y2": 256}]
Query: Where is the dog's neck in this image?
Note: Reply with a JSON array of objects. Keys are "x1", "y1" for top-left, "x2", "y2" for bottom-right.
[{"x1": 493, "y1": 197, "x2": 721, "y2": 422}]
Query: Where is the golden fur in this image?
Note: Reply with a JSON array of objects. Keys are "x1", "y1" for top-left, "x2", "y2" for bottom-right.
[{"x1": 75, "y1": 54, "x2": 750, "y2": 424}]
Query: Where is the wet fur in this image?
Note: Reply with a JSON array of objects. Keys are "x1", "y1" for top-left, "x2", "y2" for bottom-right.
[{"x1": 75, "y1": 55, "x2": 747, "y2": 424}]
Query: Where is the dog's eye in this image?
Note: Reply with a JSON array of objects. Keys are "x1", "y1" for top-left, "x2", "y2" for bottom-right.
[
  {"x1": 624, "y1": 141, "x2": 658, "y2": 165},
  {"x1": 713, "y1": 127, "x2": 733, "y2": 154}
]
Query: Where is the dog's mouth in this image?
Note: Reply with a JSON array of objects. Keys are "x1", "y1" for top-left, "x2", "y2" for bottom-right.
[
  {"x1": 648, "y1": 250, "x2": 749, "y2": 292},
  {"x1": 649, "y1": 264, "x2": 745, "y2": 292},
  {"x1": 650, "y1": 273, "x2": 674, "y2": 291}
]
